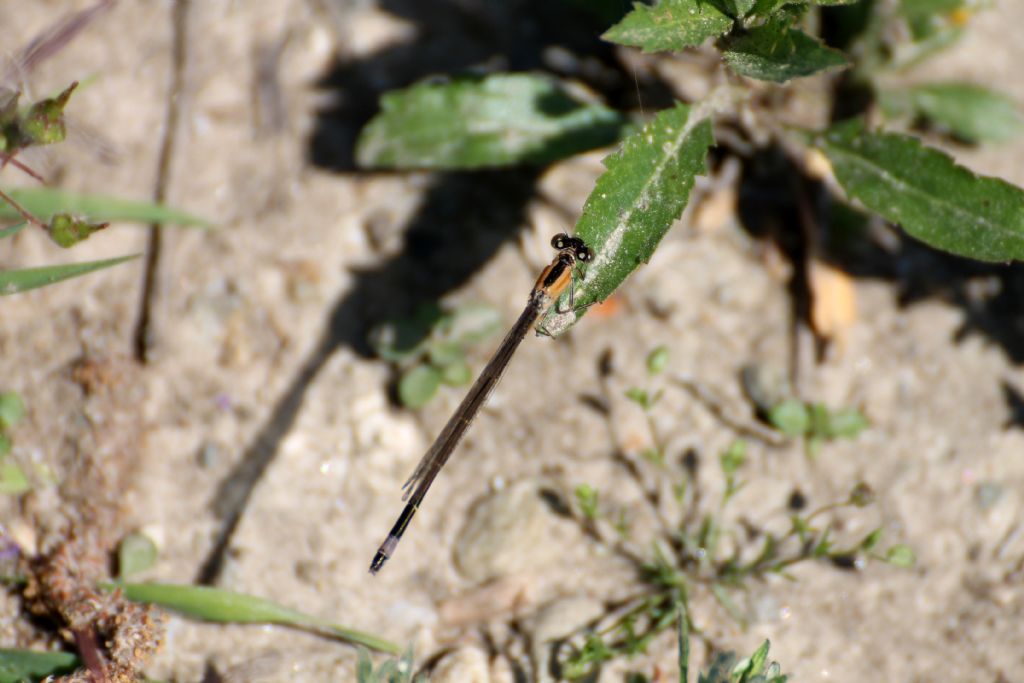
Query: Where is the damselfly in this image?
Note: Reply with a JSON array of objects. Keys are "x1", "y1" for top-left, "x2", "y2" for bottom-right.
[{"x1": 369, "y1": 233, "x2": 592, "y2": 574}]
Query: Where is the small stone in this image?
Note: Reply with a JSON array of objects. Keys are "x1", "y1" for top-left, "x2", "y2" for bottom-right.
[
  {"x1": 431, "y1": 647, "x2": 490, "y2": 683},
  {"x1": 454, "y1": 480, "x2": 555, "y2": 583}
]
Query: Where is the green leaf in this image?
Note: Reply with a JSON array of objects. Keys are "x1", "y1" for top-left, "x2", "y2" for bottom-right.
[
  {"x1": 109, "y1": 582, "x2": 401, "y2": 654},
  {"x1": 438, "y1": 358, "x2": 472, "y2": 386},
  {"x1": 817, "y1": 119, "x2": 1024, "y2": 262},
  {"x1": 676, "y1": 597, "x2": 690, "y2": 683},
  {"x1": 848, "y1": 481, "x2": 875, "y2": 507},
  {"x1": 890, "y1": 83, "x2": 1023, "y2": 144},
  {"x1": 46, "y1": 213, "x2": 108, "y2": 248},
  {"x1": 0, "y1": 460, "x2": 30, "y2": 495},
  {"x1": 602, "y1": 0, "x2": 733, "y2": 53},
  {"x1": 646, "y1": 345, "x2": 670, "y2": 374},
  {"x1": 564, "y1": 634, "x2": 614, "y2": 679},
  {"x1": 427, "y1": 340, "x2": 465, "y2": 367},
  {"x1": 884, "y1": 544, "x2": 916, "y2": 567},
  {"x1": 0, "y1": 254, "x2": 139, "y2": 295},
  {"x1": 118, "y1": 532, "x2": 159, "y2": 579},
  {"x1": 0, "y1": 221, "x2": 26, "y2": 239},
  {"x1": 0, "y1": 187, "x2": 212, "y2": 227},
  {"x1": 825, "y1": 407, "x2": 868, "y2": 438},
  {"x1": 704, "y1": 0, "x2": 755, "y2": 18},
  {"x1": 356, "y1": 73, "x2": 627, "y2": 169},
  {"x1": 719, "y1": 439, "x2": 746, "y2": 476},
  {"x1": 544, "y1": 103, "x2": 714, "y2": 334},
  {"x1": 575, "y1": 483, "x2": 599, "y2": 520},
  {"x1": 899, "y1": 0, "x2": 964, "y2": 26},
  {"x1": 0, "y1": 648, "x2": 79, "y2": 683},
  {"x1": 0, "y1": 434, "x2": 10, "y2": 457},
  {"x1": 720, "y1": 21, "x2": 849, "y2": 82},
  {"x1": 732, "y1": 640, "x2": 770, "y2": 680},
  {"x1": 0, "y1": 392, "x2": 25, "y2": 429},
  {"x1": 859, "y1": 528, "x2": 883, "y2": 552},
  {"x1": 398, "y1": 364, "x2": 442, "y2": 408},
  {"x1": 767, "y1": 399, "x2": 809, "y2": 436}
]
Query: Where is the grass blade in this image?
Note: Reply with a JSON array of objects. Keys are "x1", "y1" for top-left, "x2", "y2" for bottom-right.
[
  {"x1": 0, "y1": 221, "x2": 26, "y2": 239},
  {"x1": 108, "y1": 582, "x2": 401, "y2": 655},
  {"x1": 0, "y1": 253, "x2": 139, "y2": 295},
  {"x1": 0, "y1": 187, "x2": 212, "y2": 227},
  {"x1": 676, "y1": 596, "x2": 689, "y2": 683},
  {"x1": 0, "y1": 648, "x2": 79, "y2": 683}
]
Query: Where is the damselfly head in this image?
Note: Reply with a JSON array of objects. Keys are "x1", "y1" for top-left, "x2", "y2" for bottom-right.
[
  {"x1": 551, "y1": 233, "x2": 570, "y2": 250},
  {"x1": 551, "y1": 233, "x2": 593, "y2": 263}
]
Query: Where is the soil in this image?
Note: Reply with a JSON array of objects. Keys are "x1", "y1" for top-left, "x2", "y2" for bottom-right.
[{"x1": 1, "y1": 1, "x2": 1023, "y2": 682}]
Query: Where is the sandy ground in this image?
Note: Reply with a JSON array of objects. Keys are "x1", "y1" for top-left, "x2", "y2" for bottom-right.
[{"x1": 1, "y1": 1, "x2": 1023, "y2": 681}]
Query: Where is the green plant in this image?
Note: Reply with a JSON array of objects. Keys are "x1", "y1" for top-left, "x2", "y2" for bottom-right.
[
  {"x1": 0, "y1": 83, "x2": 210, "y2": 295},
  {"x1": 551, "y1": 345, "x2": 911, "y2": 677},
  {"x1": 370, "y1": 303, "x2": 503, "y2": 407},
  {"x1": 355, "y1": 1, "x2": 1024, "y2": 330},
  {"x1": 560, "y1": 440, "x2": 911, "y2": 677},
  {"x1": 356, "y1": 648, "x2": 424, "y2": 683}
]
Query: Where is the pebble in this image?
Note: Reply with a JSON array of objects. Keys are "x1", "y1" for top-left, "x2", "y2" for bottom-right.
[{"x1": 454, "y1": 480, "x2": 554, "y2": 582}]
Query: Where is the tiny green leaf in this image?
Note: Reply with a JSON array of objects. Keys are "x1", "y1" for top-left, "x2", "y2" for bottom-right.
[
  {"x1": 719, "y1": 440, "x2": 746, "y2": 476},
  {"x1": 848, "y1": 482, "x2": 875, "y2": 507},
  {"x1": 818, "y1": 119, "x2": 1024, "y2": 262},
  {"x1": 641, "y1": 447, "x2": 665, "y2": 465},
  {"x1": 118, "y1": 532, "x2": 159, "y2": 579},
  {"x1": 826, "y1": 407, "x2": 868, "y2": 438},
  {"x1": 544, "y1": 102, "x2": 714, "y2": 334},
  {"x1": 0, "y1": 221, "x2": 26, "y2": 239},
  {"x1": 18, "y1": 82, "x2": 77, "y2": 147},
  {"x1": 109, "y1": 582, "x2": 401, "y2": 654},
  {"x1": 47, "y1": 213, "x2": 109, "y2": 248},
  {"x1": 0, "y1": 187, "x2": 212, "y2": 227},
  {"x1": 859, "y1": 528, "x2": 883, "y2": 553},
  {"x1": 625, "y1": 388, "x2": 652, "y2": 410},
  {"x1": 0, "y1": 392, "x2": 25, "y2": 429},
  {"x1": 897, "y1": 83, "x2": 1023, "y2": 144},
  {"x1": 676, "y1": 597, "x2": 690, "y2": 683},
  {"x1": 575, "y1": 483, "x2": 599, "y2": 520},
  {"x1": 884, "y1": 544, "x2": 916, "y2": 567},
  {"x1": 732, "y1": 640, "x2": 770, "y2": 680},
  {"x1": 0, "y1": 461, "x2": 30, "y2": 495},
  {"x1": 602, "y1": 0, "x2": 733, "y2": 53},
  {"x1": 768, "y1": 399, "x2": 810, "y2": 436},
  {"x1": 438, "y1": 358, "x2": 472, "y2": 386},
  {"x1": 398, "y1": 364, "x2": 442, "y2": 408},
  {"x1": 646, "y1": 345, "x2": 670, "y2": 374},
  {"x1": 356, "y1": 73, "x2": 626, "y2": 169},
  {"x1": 720, "y1": 21, "x2": 848, "y2": 82},
  {"x1": 0, "y1": 254, "x2": 139, "y2": 295},
  {"x1": 0, "y1": 648, "x2": 79, "y2": 683},
  {"x1": 427, "y1": 340, "x2": 465, "y2": 367}
]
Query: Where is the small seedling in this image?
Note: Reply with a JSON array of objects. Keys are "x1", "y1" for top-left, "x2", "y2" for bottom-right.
[
  {"x1": 356, "y1": 647, "x2": 424, "y2": 683},
  {"x1": 370, "y1": 303, "x2": 502, "y2": 408}
]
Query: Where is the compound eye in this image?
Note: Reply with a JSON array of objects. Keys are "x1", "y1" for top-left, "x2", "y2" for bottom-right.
[
  {"x1": 577, "y1": 246, "x2": 592, "y2": 262},
  {"x1": 551, "y1": 233, "x2": 568, "y2": 249}
]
